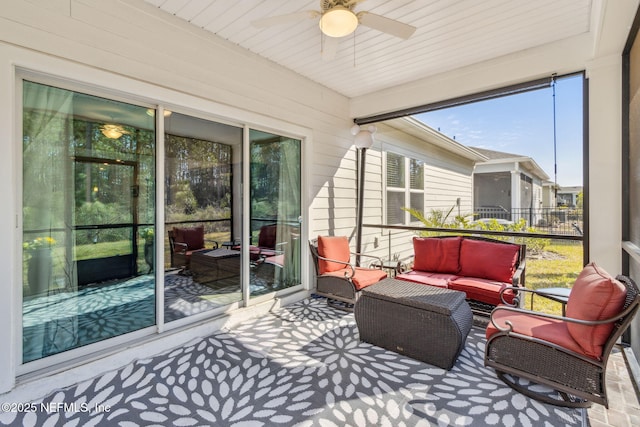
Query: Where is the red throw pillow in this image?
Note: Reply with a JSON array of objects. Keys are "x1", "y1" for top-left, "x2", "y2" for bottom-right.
[
  {"x1": 412, "y1": 237, "x2": 461, "y2": 274},
  {"x1": 458, "y1": 239, "x2": 519, "y2": 283},
  {"x1": 565, "y1": 262, "x2": 627, "y2": 359},
  {"x1": 317, "y1": 236, "x2": 351, "y2": 274}
]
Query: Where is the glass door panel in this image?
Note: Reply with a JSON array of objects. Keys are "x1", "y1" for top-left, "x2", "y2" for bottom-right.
[
  {"x1": 22, "y1": 81, "x2": 155, "y2": 363},
  {"x1": 249, "y1": 130, "x2": 301, "y2": 297},
  {"x1": 163, "y1": 112, "x2": 243, "y2": 321}
]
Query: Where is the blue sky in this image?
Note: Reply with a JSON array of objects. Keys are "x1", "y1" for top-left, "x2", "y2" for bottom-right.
[{"x1": 414, "y1": 74, "x2": 584, "y2": 187}]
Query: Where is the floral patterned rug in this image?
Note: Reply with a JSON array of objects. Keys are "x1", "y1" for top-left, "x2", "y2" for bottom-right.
[
  {"x1": 2, "y1": 298, "x2": 585, "y2": 426},
  {"x1": 22, "y1": 272, "x2": 279, "y2": 363}
]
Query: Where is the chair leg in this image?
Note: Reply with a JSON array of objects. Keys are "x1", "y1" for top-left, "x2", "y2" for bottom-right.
[
  {"x1": 495, "y1": 371, "x2": 592, "y2": 408},
  {"x1": 326, "y1": 298, "x2": 354, "y2": 312}
]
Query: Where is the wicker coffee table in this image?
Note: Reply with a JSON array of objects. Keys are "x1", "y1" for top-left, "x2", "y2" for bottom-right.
[
  {"x1": 190, "y1": 248, "x2": 240, "y2": 288},
  {"x1": 354, "y1": 278, "x2": 473, "y2": 370}
]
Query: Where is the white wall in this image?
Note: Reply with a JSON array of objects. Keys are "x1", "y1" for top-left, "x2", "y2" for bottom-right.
[
  {"x1": 360, "y1": 122, "x2": 476, "y2": 263},
  {"x1": 0, "y1": 0, "x2": 355, "y2": 394}
]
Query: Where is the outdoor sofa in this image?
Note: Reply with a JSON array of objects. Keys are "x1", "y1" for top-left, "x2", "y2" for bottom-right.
[{"x1": 396, "y1": 235, "x2": 526, "y2": 314}]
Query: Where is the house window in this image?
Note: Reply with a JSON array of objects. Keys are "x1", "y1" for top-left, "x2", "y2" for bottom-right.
[{"x1": 386, "y1": 152, "x2": 424, "y2": 224}]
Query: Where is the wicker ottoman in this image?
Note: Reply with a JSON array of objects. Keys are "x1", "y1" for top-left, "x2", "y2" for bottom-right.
[
  {"x1": 354, "y1": 278, "x2": 473, "y2": 370},
  {"x1": 190, "y1": 248, "x2": 240, "y2": 288}
]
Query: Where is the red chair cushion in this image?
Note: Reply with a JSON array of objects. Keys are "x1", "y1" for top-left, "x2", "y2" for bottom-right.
[
  {"x1": 323, "y1": 267, "x2": 387, "y2": 290},
  {"x1": 412, "y1": 236, "x2": 462, "y2": 274},
  {"x1": 317, "y1": 236, "x2": 351, "y2": 274},
  {"x1": 264, "y1": 254, "x2": 284, "y2": 268},
  {"x1": 486, "y1": 310, "x2": 585, "y2": 356},
  {"x1": 458, "y1": 239, "x2": 519, "y2": 283},
  {"x1": 449, "y1": 276, "x2": 516, "y2": 306},
  {"x1": 565, "y1": 262, "x2": 627, "y2": 359},
  {"x1": 174, "y1": 226, "x2": 204, "y2": 251},
  {"x1": 249, "y1": 245, "x2": 278, "y2": 261},
  {"x1": 395, "y1": 271, "x2": 457, "y2": 288}
]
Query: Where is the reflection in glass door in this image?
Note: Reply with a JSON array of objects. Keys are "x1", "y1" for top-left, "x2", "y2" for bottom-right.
[
  {"x1": 22, "y1": 80, "x2": 155, "y2": 363},
  {"x1": 73, "y1": 158, "x2": 137, "y2": 286},
  {"x1": 249, "y1": 130, "x2": 301, "y2": 297},
  {"x1": 163, "y1": 112, "x2": 243, "y2": 320}
]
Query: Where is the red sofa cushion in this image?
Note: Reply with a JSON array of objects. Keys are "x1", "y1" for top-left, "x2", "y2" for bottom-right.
[
  {"x1": 486, "y1": 310, "x2": 585, "y2": 356},
  {"x1": 317, "y1": 236, "x2": 351, "y2": 274},
  {"x1": 395, "y1": 271, "x2": 457, "y2": 288},
  {"x1": 565, "y1": 262, "x2": 627, "y2": 359},
  {"x1": 449, "y1": 277, "x2": 516, "y2": 306},
  {"x1": 174, "y1": 226, "x2": 204, "y2": 251},
  {"x1": 323, "y1": 267, "x2": 387, "y2": 290},
  {"x1": 458, "y1": 239, "x2": 519, "y2": 283},
  {"x1": 413, "y1": 236, "x2": 462, "y2": 274}
]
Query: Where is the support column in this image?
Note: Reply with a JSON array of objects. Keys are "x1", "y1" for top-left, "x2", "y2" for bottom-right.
[{"x1": 587, "y1": 55, "x2": 622, "y2": 272}]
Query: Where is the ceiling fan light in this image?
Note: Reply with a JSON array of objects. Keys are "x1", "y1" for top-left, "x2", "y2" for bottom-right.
[
  {"x1": 146, "y1": 108, "x2": 173, "y2": 117},
  {"x1": 319, "y1": 6, "x2": 358, "y2": 38},
  {"x1": 100, "y1": 124, "x2": 129, "y2": 139}
]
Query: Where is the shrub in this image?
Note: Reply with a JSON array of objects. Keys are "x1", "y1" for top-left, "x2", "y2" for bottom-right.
[{"x1": 404, "y1": 205, "x2": 550, "y2": 253}]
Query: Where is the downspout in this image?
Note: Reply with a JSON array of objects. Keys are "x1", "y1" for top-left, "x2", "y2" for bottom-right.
[
  {"x1": 352, "y1": 124, "x2": 376, "y2": 266},
  {"x1": 355, "y1": 147, "x2": 367, "y2": 266}
]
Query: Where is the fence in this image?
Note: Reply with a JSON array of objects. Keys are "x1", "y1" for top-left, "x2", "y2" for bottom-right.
[{"x1": 473, "y1": 206, "x2": 583, "y2": 236}]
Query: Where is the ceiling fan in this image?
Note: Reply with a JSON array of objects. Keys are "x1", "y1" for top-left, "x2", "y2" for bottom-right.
[{"x1": 251, "y1": 0, "x2": 416, "y2": 59}]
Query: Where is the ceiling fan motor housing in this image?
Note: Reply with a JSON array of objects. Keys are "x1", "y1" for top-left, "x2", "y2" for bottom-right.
[{"x1": 321, "y1": 0, "x2": 361, "y2": 13}]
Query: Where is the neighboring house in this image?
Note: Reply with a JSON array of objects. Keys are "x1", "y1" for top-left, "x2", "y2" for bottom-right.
[
  {"x1": 470, "y1": 147, "x2": 550, "y2": 226},
  {"x1": 557, "y1": 186, "x2": 583, "y2": 207},
  {"x1": 542, "y1": 181, "x2": 559, "y2": 209},
  {"x1": 361, "y1": 118, "x2": 487, "y2": 262}
]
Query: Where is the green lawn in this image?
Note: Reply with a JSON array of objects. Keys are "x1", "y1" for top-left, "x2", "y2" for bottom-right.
[{"x1": 524, "y1": 240, "x2": 584, "y2": 314}]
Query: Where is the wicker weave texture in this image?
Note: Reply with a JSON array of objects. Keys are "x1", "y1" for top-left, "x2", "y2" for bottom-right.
[
  {"x1": 360, "y1": 278, "x2": 467, "y2": 314},
  {"x1": 355, "y1": 279, "x2": 472, "y2": 370},
  {"x1": 486, "y1": 335, "x2": 604, "y2": 397},
  {"x1": 316, "y1": 276, "x2": 357, "y2": 300},
  {"x1": 484, "y1": 275, "x2": 640, "y2": 407}
]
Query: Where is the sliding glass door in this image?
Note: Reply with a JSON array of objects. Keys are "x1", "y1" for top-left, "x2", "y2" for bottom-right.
[
  {"x1": 163, "y1": 113, "x2": 243, "y2": 320},
  {"x1": 249, "y1": 130, "x2": 301, "y2": 296},
  {"x1": 21, "y1": 79, "x2": 305, "y2": 366},
  {"x1": 22, "y1": 81, "x2": 156, "y2": 363}
]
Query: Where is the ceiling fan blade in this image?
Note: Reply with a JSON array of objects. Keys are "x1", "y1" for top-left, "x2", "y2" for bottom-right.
[
  {"x1": 321, "y1": 35, "x2": 339, "y2": 61},
  {"x1": 251, "y1": 10, "x2": 319, "y2": 28},
  {"x1": 358, "y1": 12, "x2": 416, "y2": 39}
]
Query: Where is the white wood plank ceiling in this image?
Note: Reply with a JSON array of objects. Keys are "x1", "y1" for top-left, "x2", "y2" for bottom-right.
[{"x1": 143, "y1": 0, "x2": 593, "y2": 98}]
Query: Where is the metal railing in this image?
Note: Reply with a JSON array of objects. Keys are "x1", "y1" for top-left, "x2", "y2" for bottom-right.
[
  {"x1": 361, "y1": 222, "x2": 584, "y2": 274},
  {"x1": 473, "y1": 206, "x2": 583, "y2": 236}
]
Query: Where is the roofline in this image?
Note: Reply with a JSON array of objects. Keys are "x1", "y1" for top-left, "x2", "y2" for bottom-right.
[
  {"x1": 478, "y1": 156, "x2": 551, "y2": 180},
  {"x1": 383, "y1": 117, "x2": 489, "y2": 162}
]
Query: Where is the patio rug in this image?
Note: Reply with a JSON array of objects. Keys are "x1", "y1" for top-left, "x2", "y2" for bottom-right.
[
  {"x1": 23, "y1": 273, "x2": 279, "y2": 362},
  {"x1": 2, "y1": 298, "x2": 585, "y2": 426}
]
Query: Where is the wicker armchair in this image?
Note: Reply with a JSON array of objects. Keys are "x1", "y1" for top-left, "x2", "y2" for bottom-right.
[
  {"x1": 485, "y1": 267, "x2": 639, "y2": 408},
  {"x1": 168, "y1": 226, "x2": 217, "y2": 270},
  {"x1": 309, "y1": 236, "x2": 388, "y2": 310}
]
